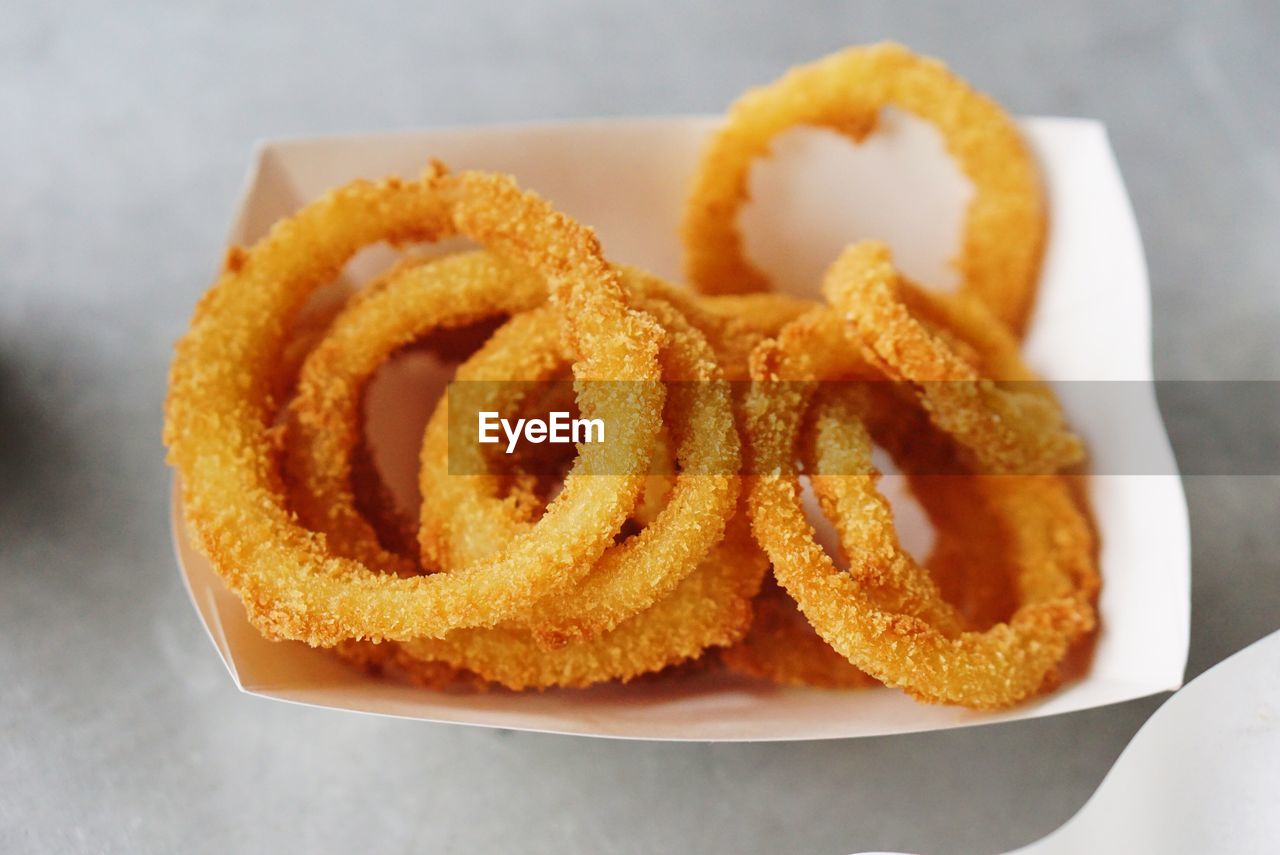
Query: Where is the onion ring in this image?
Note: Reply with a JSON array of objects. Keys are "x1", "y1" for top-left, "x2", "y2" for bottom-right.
[
  {"x1": 682, "y1": 41, "x2": 1046, "y2": 335},
  {"x1": 291, "y1": 352, "x2": 748, "y2": 692},
  {"x1": 164, "y1": 168, "x2": 666, "y2": 646},
  {"x1": 822, "y1": 241, "x2": 1083, "y2": 474},
  {"x1": 398, "y1": 508, "x2": 765, "y2": 690},
  {"x1": 314, "y1": 363, "x2": 681, "y2": 689},
  {"x1": 275, "y1": 257, "x2": 501, "y2": 687},
  {"x1": 744, "y1": 311, "x2": 1098, "y2": 708},
  {"x1": 283, "y1": 250, "x2": 547, "y2": 576},
  {"x1": 720, "y1": 580, "x2": 878, "y2": 689},
  {"x1": 824, "y1": 381, "x2": 1020, "y2": 629},
  {"x1": 420, "y1": 284, "x2": 740, "y2": 647},
  {"x1": 726, "y1": 382, "x2": 1022, "y2": 687}
]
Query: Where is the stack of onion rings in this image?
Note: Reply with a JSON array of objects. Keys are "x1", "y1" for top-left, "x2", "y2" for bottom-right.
[
  {"x1": 165, "y1": 168, "x2": 668, "y2": 647},
  {"x1": 166, "y1": 41, "x2": 1100, "y2": 707}
]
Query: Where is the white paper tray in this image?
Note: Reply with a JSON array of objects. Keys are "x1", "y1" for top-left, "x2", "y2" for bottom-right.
[{"x1": 172, "y1": 115, "x2": 1189, "y2": 740}]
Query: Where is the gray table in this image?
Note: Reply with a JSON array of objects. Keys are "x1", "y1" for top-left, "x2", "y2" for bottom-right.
[{"x1": 3, "y1": 2, "x2": 1277, "y2": 853}]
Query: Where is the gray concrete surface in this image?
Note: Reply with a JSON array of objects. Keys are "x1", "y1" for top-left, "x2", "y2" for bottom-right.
[{"x1": 2, "y1": 1, "x2": 1277, "y2": 853}]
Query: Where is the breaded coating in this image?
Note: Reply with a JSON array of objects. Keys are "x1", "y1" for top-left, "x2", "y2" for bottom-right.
[
  {"x1": 400, "y1": 510, "x2": 765, "y2": 690},
  {"x1": 722, "y1": 580, "x2": 878, "y2": 689}
]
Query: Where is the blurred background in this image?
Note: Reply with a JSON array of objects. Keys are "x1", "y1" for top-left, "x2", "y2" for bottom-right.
[{"x1": 2, "y1": 1, "x2": 1277, "y2": 852}]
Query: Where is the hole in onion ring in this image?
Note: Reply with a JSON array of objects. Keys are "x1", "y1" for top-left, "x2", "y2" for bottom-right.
[
  {"x1": 738, "y1": 110, "x2": 973, "y2": 299},
  {"x1": 798, "y1": 444, "x2": 936, "y2": 571},
  {"x1": 360, "y1": 310, "x2": 513, "y2": 518},
  {"x1": 363, "y1": 349, "x2": 461, "y2": 517}
]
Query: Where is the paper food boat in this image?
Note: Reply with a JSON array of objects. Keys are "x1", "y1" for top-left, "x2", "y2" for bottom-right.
[{"x1": 172, "y1": 114, "x2": 1190, "y2": 740}]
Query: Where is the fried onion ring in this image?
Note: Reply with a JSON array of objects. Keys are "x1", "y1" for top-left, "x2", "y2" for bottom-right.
[
  {"x1": 822, "y1": 241, "x2": 1083, "y2": 474},
  {"x1": 420, "y1": 285, "x2": 740, "y2": 647},
  {"x1": 283, "y1": 250, "x2": 546, "y2": 577},
  {"x1": 682, "y1": 41, "x2": 1046, "y2": 334},
  {"x1": 164, "y1": 168, "x2": 666, "y2": 646},
  {"x1": 720, "y1": 580, "x2": 878, "y2": 689},
  {"x1": 398, "y1": 508, "x2": 765, "y2": 690},
  {"x1": 725, "y1": 390, "x2": 1030, "y2": 687},
  {"x1": 290, "y1": 344, "x2": 750, "y2": 692},
  {"x1": 744, "y1": 311, "x2": 1098, "y2": 708}
]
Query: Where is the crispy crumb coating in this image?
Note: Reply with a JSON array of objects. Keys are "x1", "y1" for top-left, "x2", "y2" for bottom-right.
[
  {"x1": 803, "y1": 388, "x2": 968, "y2": 637},
  {"x1": 279, "y1": 256, "x2": 754, "y2": 686},
  {"x1": 643, "y1": 285, "x2": 815, "y2": 381},
  {"x1": 329, "y1": 429, "x2": 756, "y2": 691},
  {"x1": 725, "y1": 388, "x2": 1036, "y2": 688},
  {"x1": 398, "y1": 508, "x2": 765, "y2": 690},
  {"x1": 721, "y1": 580, "x2": 879, "y2": 689}
]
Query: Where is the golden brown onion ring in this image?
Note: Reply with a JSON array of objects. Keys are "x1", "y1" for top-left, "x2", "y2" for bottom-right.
[
  {"x1": 164, "y1": 168, "x2": 666, "y2": 646},
  {"x1": 822, "y1": 241, "x2": 1083, "y2": 475},
  {"x1": 399, "y1": 508, "x2": 765, "y2": 690},
  {"x1": 420, "y1": 286, "x2": 740, "y2": 647},
  {"x1": 721, "y1": 580, "x2": 878, "y2": 689},
  {"x1": 725, "y1": 390, "x2": 1029, "y2": 687},
  {"x1": 682, "y1": 41, "x2": 1046, "y2": 335},
  {"x1": 294, "y1": 368, "x2": 751, "y2": 692},
  {"x1": 283, "y1": 251, "x2": 547, "y2": 577},
  {"x1": 744, "y1": 312, "x2": 1098, "y2": 708},
  {"x1": 325, "y1": 385, "x2": 680, "y2": 689}
]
